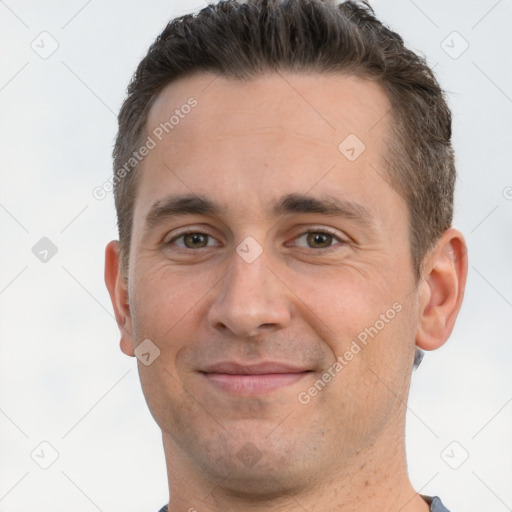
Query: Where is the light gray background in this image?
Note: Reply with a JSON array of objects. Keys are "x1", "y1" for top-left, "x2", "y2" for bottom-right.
[{"x1": 1, "y1": 1, "x2": 511, "y2": 511}]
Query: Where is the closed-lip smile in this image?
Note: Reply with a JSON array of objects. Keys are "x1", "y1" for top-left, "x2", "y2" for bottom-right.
[{"x1": 200, "y1": 361, "x2": 312, "y2": 395}]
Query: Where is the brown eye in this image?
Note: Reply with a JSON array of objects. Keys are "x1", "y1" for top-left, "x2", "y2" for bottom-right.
[
  {"x1": 169, "y1": 232, "x2": 218, "y2": 249},
  {"x1": 306, "y1": 232, "x2": 333, "y2": 248},
  {"x1": 291, "y1": 229, "x2": 346, "y2": 251},
  {"x1": 182, "y1": 233, "x2": 209, "y2": 248}
]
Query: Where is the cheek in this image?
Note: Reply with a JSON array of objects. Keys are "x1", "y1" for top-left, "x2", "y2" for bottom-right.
[
  {"x1": 129, "y1": 263, "x2": 221, "y2": 409},
  {"x1": 295, "y1": 264, "x2": 416, "y2": 388},
  {"x1": 129, "y1": 264, "x2": 211, "y2": 431},
  {"x1": 129, "y1": 262, "x2": 215, "y2": 345},
  {"x1": 318, "y1": 302, "x2": 416, "y2": 446},
  {"x1": 290, "y1": 263, "x2": 404, "y2": 343}
]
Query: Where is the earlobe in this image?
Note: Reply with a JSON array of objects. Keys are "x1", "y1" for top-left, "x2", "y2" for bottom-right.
[
  {"x1": 104, "y1": 240, "x2": 135, "y2": 357},
  {"x1": 415, "y1": 229, "x2": 467, "y2": 351}
]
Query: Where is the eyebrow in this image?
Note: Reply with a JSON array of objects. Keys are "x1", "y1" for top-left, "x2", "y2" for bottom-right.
[
  {"x1": 272, "y1": 193, "x2": 374, "y2": 227},
  {"x1": 145, "y1": 194, "x2": 223, "y2": 229},
  {"x1": 144, "y1": 192, "x2": 374, "y2": 230}
]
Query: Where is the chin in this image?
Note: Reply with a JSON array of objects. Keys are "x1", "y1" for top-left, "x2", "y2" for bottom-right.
[
  {"x1": 185, "y1": 429, "x2": 319, "y2": 498},
  {"x1": 205, "y1": 459, "x2": 308, "y2": 500}
]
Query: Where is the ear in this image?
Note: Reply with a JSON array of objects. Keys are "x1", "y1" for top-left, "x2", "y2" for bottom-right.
[
  {"x1": 415, "y1": 228, "x2": 468, "y2": 351},
  {"x1": 104, "y1": 240, "x2": 135, "y2": 357}
]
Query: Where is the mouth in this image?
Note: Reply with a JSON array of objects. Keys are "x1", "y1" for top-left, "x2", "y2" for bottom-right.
[{"x1": 200, "y1": 361, "x2": 313, "y2": 396}]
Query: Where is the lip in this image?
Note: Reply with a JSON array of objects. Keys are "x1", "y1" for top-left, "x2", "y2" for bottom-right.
[
  {"x1": 201, "y1": 361, "x2": 310, "y2": 375},
  {"x1": 200, "y1": 361, "x2": 312, "y2": 396}
]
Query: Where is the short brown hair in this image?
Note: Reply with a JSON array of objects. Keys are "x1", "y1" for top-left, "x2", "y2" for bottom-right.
[{"x1": 113, "y1": 0, "x2": 455, "y2": 280}]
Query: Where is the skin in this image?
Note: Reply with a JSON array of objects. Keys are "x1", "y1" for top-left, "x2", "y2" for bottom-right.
[{"x1": 105, "y1": 72, "x2": 467, "y2": 512}]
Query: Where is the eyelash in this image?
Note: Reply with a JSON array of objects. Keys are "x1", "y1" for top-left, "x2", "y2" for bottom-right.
[{"x1": 165, "y1": 227, "x2": 347, "y2": 251}]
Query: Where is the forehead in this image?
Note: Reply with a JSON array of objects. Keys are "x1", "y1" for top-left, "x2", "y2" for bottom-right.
[
  {"x1": 136, "y1": 71, "x2": 398, "y2": 225},
  {"x1": 146, "y1": 71, "x2": 391, "y2": 148}
]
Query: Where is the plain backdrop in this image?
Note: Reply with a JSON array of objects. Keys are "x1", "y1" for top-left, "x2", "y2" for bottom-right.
[{"x1": 1, "y1": 1, "x2": 511, "y2": 511}]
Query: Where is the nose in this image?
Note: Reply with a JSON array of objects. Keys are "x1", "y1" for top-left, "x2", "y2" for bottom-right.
[{"x1": 207, "y1": 248, "x2": 291, "y2": 338}]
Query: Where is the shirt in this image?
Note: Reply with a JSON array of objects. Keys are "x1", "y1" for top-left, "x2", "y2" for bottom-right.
[
  {"x1": 157, "y1": 495, "x2": 450, "y2": 511},
  {"x1": 426, "y1": 496, "x2": 451, "y2": 512}
]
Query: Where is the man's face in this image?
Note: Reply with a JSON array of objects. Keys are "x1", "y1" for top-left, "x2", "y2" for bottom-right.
[{"x1": 125, "y1": 72, "x2": 421, "y2": 490}]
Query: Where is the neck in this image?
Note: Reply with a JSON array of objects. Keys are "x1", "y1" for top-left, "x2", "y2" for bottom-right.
[{"x1": 161, "y1": 418, "x2": 430, "y2": 512}]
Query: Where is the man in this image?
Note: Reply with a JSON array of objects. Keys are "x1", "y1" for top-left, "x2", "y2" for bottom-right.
[{"x1": 104, "y1": 1, "x2": 467, "y2": 511}]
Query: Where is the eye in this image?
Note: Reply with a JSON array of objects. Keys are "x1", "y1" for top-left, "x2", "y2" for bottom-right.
[
  {"x1": 168, "y1": 232, "x2": 219, "y2": 249},
  {"x1": 293, "y1": 230, "x2": 345, "y2": 249}
]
